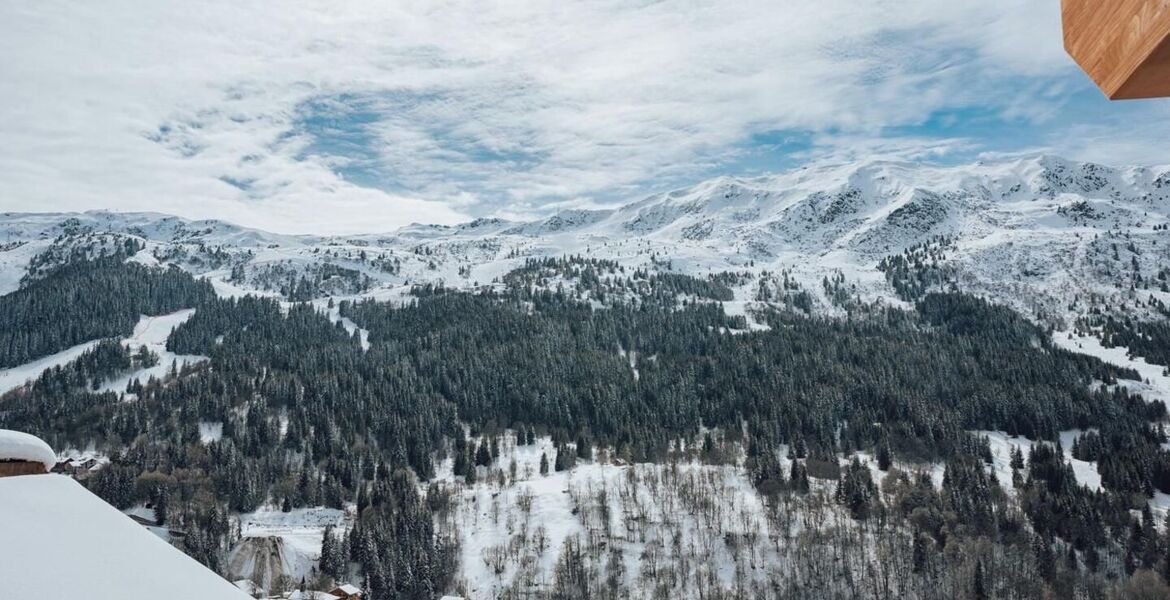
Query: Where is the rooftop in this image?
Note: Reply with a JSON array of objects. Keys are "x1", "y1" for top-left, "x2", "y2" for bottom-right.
[
  {"x1": 0, "y1": 429, "x2": 56, "y2": 470},
  {"x1": 0, "y1": 474, "x2": 250, "y2": 600}
]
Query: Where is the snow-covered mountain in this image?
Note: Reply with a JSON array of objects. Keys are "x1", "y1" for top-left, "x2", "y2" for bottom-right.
[
  {"x1": 3, "y1": 154, "x2": 1169, "y2": 327},
  {"x1": 6, "y1": 154, "x2": 1170, "y2": 600}
]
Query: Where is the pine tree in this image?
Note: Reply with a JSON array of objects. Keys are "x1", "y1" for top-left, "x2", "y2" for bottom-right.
[
  {"x1": 540, "y1": 452, "x2": 550, "y2": 476},
  {"x1": 877, "y1": 440, "x2": 892, "y2": 471},
  {"x1": 1010, "y1": 446, "x2": 1025, "y2": 470},
  {"x1": 912, "y1": 534, "x2": 930, "y2": 574},
  {"x1": 974, "y1": 558, "x2": 988, "y2": 600},
  {"x1": 790, "y1": 460, "x2": 810, "y2": 494},
  {"x1": 554, "y1": 443, "x2": 576, "y2": 472},
  {"x1": 453, "y1": 447, "x2": 468, "y2": 477},
  {"x1": 356, "y1": 484, "x2": 369, "y2": 514},
  {"x1": 475, "y1": 442, "x2": 492, "y2": 468},
  {"x1": 576, "y1": 434, "x2": 592, "y2": 461},
  {"x1": 835, "y1": 458, "x2": 879, "y2": 520},
  {"x1": 321, "y1": 524, "x2": 346, "y2": 581}
]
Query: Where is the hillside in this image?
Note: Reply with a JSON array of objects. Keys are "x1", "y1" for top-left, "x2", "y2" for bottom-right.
[{"x1": 2, "y1": 154, "x2": 1170, "y2": 599}]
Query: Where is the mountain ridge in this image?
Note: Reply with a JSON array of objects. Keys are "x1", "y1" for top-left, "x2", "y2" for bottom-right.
[{"x1": 2, "y1": 153, "x2": 1169, "y2": 328}]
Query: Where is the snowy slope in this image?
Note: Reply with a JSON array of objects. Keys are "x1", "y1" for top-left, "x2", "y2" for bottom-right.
[
  {"x1": 0, "y1": 312, "x2": 206, "y2": 398},
  {"x1": 0, "y1": 338, "x2": 104, "y2": 395},
  {"x1": 0, "y1": 474, "x2": 250, "y2": 599},
  {"x1": 434, "y1": 433, "x2": 785, "y2": 599},
  {"x1": 433, "y1": 430, "x2": 965, "y2": 599},
  {"x1": 99, "y1": 309, "x2": 208, "y2": 398}
]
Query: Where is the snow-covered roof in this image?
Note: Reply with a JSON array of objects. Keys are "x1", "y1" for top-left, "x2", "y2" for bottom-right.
[
  {"x1": 288, "y1": 591, "x2": 337, "y2": 600},
  {"x1": 333, "y1": 583, "x2": 362, "y2": 595},
  {"x1": 124, "y1": 504, "x2": 158, "y2": 523},
  {"x1": 0, "y1": 474, "x2": 251, "y2": 599},
  {"x1": 233, "y1": 579, "x2": 263, "y2": 595},
  {"x1": 0, "y1": 429, "x2": 55, "y2": 470}
]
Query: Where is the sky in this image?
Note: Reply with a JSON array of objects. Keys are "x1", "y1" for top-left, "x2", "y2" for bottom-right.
[{"x1": 2, "y1": 0, "x2": 1170, "y2": 234}]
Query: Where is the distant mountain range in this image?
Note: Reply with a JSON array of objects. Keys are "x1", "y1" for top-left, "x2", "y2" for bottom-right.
[{"x1": 3, "y1": 154, "x2": 1169, "y2": 327}]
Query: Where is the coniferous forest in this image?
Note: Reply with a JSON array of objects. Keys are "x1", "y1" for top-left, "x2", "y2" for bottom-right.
[{"x1": 3, "y1": 255, "x2": 1170, "y2": 599}]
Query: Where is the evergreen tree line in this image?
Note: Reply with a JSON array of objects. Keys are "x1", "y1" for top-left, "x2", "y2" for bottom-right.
[
  {"x1": 0, "y1": 256, "x2": 214, "y2": 368},
  {"x1": 3, "y1": 256, "x2": 1170, "y2": 598}
]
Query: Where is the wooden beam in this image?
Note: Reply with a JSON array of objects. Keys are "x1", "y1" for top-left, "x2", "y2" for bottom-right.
[{"x1": 1062, "y1": 0, "x2": 1170, "y2": 99}]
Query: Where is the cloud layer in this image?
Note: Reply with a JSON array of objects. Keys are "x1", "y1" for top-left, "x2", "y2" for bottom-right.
[{"x1": 1, "y1": 0, "x2": 1166, "y2": 233}]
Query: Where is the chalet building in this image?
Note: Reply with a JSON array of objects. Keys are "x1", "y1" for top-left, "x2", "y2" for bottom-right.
[
  {"x1": 328, "y1": 584, "x2": 363, "y2": 600},
  {"x1": 123, "y1": 504, "x2": 186, "y2": 541},
  {"x1": 0, "y1": 429, "x2": 54, "y2": 478},
  {"x1": 0, "y1": 458, "x2": 46, "y2": 477},
  {"x1": 51, "y1": 455, "x2": 104, "y2": 477}
]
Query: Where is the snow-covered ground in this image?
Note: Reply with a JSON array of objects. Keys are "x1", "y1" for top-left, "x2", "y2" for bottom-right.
[
  {"x1": 1060, "y1": 429, "x2": 1104, "y2": 492},
  {"x1": 1053, "y1": 332, "x2": 1170, "y2": 521},
  {"x1": 434, "y1": 433, "x2": 788, "y2": 599},
  {"x1": 198, "y1": 421, "x2": 224, "y2": 444},
  {"x1": 975, "y1": 429, "x2": 1102, "y2": 493},
  {"x1": 0, "y1": 238, "x2": 49, "y2": 295},
  {"x1": 100, "y1": 309, "x2": 208, "y2": 398}
]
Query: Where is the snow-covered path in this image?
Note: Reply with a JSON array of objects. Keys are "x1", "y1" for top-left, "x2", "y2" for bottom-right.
[
  {"x1": 99, "y1": 309, "x2": 208, "y2": 397},
  {"x1": 0, "y1": 310, "x2": 206, "y2": 397},
  {"x1": 0, "y1": 339, "x2": 104, "y2": 395}
]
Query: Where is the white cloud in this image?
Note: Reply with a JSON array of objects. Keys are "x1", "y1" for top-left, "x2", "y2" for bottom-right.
[{"x1": 0, "y1": 0, "x2": 1162, "y2": 233}]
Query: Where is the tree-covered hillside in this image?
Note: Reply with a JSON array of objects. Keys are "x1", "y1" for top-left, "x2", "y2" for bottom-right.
[{"x1": 3, "y1": 255, "x2": 1170, "y2": 598}]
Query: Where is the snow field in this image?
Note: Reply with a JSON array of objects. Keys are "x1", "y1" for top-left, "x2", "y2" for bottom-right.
[{"x1": 433, "y1": 432, "x2": 878, "y2": 599}]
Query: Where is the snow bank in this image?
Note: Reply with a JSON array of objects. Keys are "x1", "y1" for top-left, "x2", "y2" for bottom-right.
[
  {"x1": 0, "y1": 428, "x2": 55, "y2": 469},
  {"x1": 0, "y1": 474, "x2": 250, "y2": 599}
]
